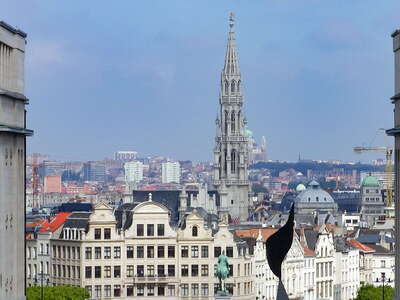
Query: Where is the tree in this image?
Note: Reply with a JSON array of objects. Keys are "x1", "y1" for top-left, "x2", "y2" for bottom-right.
[
  {"x1": 355, "y1": 284, "x2": 394, "y2": 300},
  {"x1": 27, "y1": 286, "x2": 89, "y2": 300}
]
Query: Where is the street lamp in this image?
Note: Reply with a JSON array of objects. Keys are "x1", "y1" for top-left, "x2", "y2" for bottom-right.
[
  {"x1": 34, "y1": 272, "x2": 50, "y2": 300},
  {"x1": 375, "y1": 272, "x2": 392, "y2": 300}
]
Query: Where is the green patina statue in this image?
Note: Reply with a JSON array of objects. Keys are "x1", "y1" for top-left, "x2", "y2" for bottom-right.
[{"x1": 215, "y1": 251, "x2": 230, "y2": 296}]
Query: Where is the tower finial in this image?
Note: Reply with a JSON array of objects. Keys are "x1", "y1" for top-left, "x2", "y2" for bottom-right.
[{"x1": 229, "y1": 12, "x2": 235, "y2": 30}]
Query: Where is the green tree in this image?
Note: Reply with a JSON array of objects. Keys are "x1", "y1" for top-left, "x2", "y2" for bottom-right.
[
  {"x1": 355, "y1": 284, "x2": 394, "y2": 300},
  {"x1": 27, "y1": 285, "x2": 89, "y2": 300}
]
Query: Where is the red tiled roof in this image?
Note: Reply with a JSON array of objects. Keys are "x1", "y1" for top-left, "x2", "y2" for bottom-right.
[
  {"x1": 347, "y1": 239, "x2": 375, "y2": 253},
  {"x1": 38, "y1": 212, "x2": 71, "y2": 233},
  {"x1": 235, "y1": 228, "x2": 278, "y2": 242},
  {"x1": 304, "y1": 247, "x2": 315, "y2": 255}
]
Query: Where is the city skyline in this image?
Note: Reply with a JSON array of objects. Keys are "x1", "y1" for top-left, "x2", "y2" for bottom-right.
[{"x1": 2, "y1": 1, "x2": 400, "y2": 163}]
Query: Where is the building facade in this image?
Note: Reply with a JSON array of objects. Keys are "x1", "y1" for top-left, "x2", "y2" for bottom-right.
[
  {"x1": 213, "y1": 14, "x2": 250, "y2": 221},
  {"x1": 360, "y1": 175, "x2": 385, "y2": 225},
  {"x1": 45, "y1": 200, "x2": 255, "y2": 299},
  {"x1": 387, "y1": 27, "x2": 400, "y2": 300},
  {"x1": 162, "y1": 162, "x2": 181, "y2": 184},
  {"x1": 0, "y1": 21, "x2": 33, "y2": 300},
  {"x1": 124, "y1": 161, "x2": 143, "y2": 183}
]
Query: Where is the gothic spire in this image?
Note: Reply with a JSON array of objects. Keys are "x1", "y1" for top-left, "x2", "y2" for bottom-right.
[{"x1": 223, "y1": 13, "x2": 240, "y2": 75}]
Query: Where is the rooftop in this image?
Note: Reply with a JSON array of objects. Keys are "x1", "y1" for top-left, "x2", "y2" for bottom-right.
[{"x1": 0, "y1": 20, "x2": 27, "y2": 38}]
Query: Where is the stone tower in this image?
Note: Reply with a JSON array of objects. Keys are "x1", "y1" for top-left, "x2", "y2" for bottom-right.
[
  {"x1": 0, "y1": 21, "x2": 33, "y2": 300},
  {"x1": 213, "y1": 14, "x2": 250, "y2": 221}
]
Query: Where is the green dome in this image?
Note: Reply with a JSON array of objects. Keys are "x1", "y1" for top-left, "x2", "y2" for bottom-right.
[
  {"x1": 296, "y1": 184, "x2": 306, "y2": 192},
  {"x1": 361, "y1": 176, "x2": 379, "y2": 187}
]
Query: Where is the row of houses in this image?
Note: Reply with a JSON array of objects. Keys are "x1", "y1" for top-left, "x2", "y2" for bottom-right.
[{"x1": 26, "y1": 197, "x2": 394, "y2": 299}]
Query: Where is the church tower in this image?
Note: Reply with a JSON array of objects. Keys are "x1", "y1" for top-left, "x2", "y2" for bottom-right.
[{"x1": 213, "y1": 14, "x2": 250, "y2": 221}]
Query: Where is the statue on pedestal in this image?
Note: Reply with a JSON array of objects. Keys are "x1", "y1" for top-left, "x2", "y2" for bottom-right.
[{"x1": 215, "y1": 251, "x2": 230, "y2": 296}]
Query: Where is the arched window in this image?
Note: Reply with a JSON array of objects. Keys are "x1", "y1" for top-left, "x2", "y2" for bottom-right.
[
  {"x1": 231, "y1": 110, "x2": 235, "y2": 133},
  {"x1": 192, "y1": 226, "x2": 198, "y2": 237},
  {"x1": 224, "y1": 111, "x2": 229, "y2": 135},
  {"x1": 237, "y1": 80, "x2": 241, "y2": 93},
  {"x1": 225, "y1": 80, "x2": 229, "y2": 94},
  {"x1": 237, "y1": 111, "x2": 241, "y2": 134},
  {"x1": 231, "y1": 80, "x2": 236, "y2": 93},
  {"x1": 231, "y1": 150, "x2": 236, "y2": 173}
]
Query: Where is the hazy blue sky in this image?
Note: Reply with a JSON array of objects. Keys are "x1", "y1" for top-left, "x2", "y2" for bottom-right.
[{"x1": 3, "y1": 1, "x2": 400, "y2": 162}]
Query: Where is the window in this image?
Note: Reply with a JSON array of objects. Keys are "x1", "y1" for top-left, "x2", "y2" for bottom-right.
[
  {"x1": 158, "y1": 246, "x2": 165, "y2": 258},
  {"x1": 229, "y1": 264, "x2": 233, "y2": 276},
  {"x1": 113, "y1": 285, "x2": 121, "y2": 297},
  {"x1": 181, "y1": 265, "x2": 189, "y2": 277},
  {"x1": 137, "y1": 246, "x2": 144, "y2": 258},
  {"x1": 201, "y1": 284, "x2": 209, "y2": 296},
  {"x1": 127, "y1": 245, "x2": 134, "y2": 258},
  {"x1": 114, "y1": 266, "x2": 121, "y2": 278},
  {"x1": 104, "y1": 247, "x2": 111, "y2": 259},
  {"x1": 157, "y1": 224, "x2": 165, "y2": 236},
  {"x1": 77, "y1": 247, "x2": 80, "y2": 259},
  {"x1": 85, "y1": 247, "x2": 92, "y2": 259},
  {"x1": 147, "y1": 224, "x2": 154, "y2": 236},
  {"x1": 168, "y1": 265, "x2": 175, "y2": 277},
  {"x1": 94, "y1": 228, "x2": 101, "y2": 240},
  {"x1": 181, "y1": 246, "x2": 189, "y2": 258},
  {"x1": 192, "y1": 226, "x2": 198, "y2": 237},
  {"x1": 137, "y1": 265, "x2": 144, "y2": 277},
  {"x1": 191, "y1": 264, "x2": 199, "y2": 276},
  {"x1": 147, "y1": 246, "x2": 154, "y2": 258},
  {"x1": 104, "y1": 285, "x2": 111, "y2": 297},
  {"x1": 158, "y1": 265, "x2": 165, "y2": 276},
  {"x1": 95, "y1": 266, "x2": 101, "y2": 278},
  {"x1": 114, "y1": 247, "x2": 121, "y2": 259},
  {"x1": 226, "y1": 247, "x2": 233, "y2": 258},
  {"x1": 201, "y1": 246, "x2": 209, "y2": 258},
  {"x1": 182, "y1": 284, "x2": 189, "y2": 296},
  {"x1": 127, "y1": 265, "x2": 134, "y2": 277},
  {"x1": 95, "y1": 285, "x2": 101, "y2": 298},
  {"x1": 67, "y1": 246, "x2": 71, "y2": 259},
  {"x1": 158, "y1": 285, "x2": 165, "y2": 296},
  {"x1": 85, "y1": 266, "x2": 92, "y2": 278},
  {"x1": 147, "y1": 265, "x2": 155, "y2": 276},
  {"x1": 231, "y1": 80, "x2": 235, "y2": 93},
  {"x1": 168, "y1": 285, "x2": 175, "y2": 296},
  {"x1": 226, "y1": 283, "x2": 234, "y2": 295},
  {"x1": 148, "y1": 284, "x2": 155, "y2": 296},
  {"x1": 95, "y1": 247, "x2": 101, "y2": 259},
  {"x1": 127, "y1": 285, "x2": 134, "y2": 296},
  {"x1": 201, "y1": 265, "x2": 209, "y2": 276},
  {"x1": 104, "y1": 266, "x2": 111, "y2": 278},
  {"x1": 192, "y1": 284, "x2": 199, "y2": 296},
  {"x1": 191, "y1": 246, "x2": 199, "y2": 258},
  {"x1": 72, "y1": 247, "x2": 76, "y2": 259},
  {"x1": 137, "y1": 224, "x2": 144, "y2": 236},
  {"x1": 168, "y1": 246, "x2": 175, "y2": 258},
  {"x1": 381, "y1": 260, "x2": 386, "y2": 268},
  {"x1": 137, "y1": 284, "x2": 144, "y2": 296},
  {"x1": 104, "y1": 228, "x2": 111, "y2": 239},
  {"x1": 214, "y1": 247, "x2": 222, "y2": 258}
]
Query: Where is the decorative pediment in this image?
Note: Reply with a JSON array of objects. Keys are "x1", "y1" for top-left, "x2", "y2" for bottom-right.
[{"x1": 133, "y1": 200, "x2": 169, "y2": 214}]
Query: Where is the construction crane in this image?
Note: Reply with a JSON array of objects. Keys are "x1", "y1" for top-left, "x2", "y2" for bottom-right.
[{"x1": 353, "y1": 145, "x2": 393, "y2": 207}]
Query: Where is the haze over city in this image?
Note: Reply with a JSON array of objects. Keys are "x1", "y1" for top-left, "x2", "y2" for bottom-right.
[{"x1": 2, "y1": 0, "x2": 400, "y2": 162}]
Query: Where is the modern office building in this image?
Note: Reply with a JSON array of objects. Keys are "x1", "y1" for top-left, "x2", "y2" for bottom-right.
[
  {"x1": 387, "y1": 27, "x2": 400, "y2": 300},
  {"x1": 0, "y1": 21, "x2": 33, "y2": 300},
  {"x1": 213, "y1": 14, "x2": 250, "y2": 222},
  {"x1": 161, "y1": 162, "x2": 181, "y2": 184},
  {"x1": 83, "y1": 162, "x2": 106, "y2": 182}
]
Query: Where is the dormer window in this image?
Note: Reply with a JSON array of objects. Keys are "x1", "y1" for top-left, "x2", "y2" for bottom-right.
[{"x1": 192, "y1": 226, "x2": 198, "y2": 237}]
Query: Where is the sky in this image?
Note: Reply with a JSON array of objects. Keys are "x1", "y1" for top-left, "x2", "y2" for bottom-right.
[{"x1": 2, "y1": 1, "x2": 400, "y2": 163}]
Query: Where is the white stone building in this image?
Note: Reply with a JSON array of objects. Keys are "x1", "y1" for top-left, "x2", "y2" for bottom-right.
[
  {"x1": 162, "y1": 162, "x2": 181, "y2": 184},
  {"x1": 124, "y1": 161, "x2": 143, "y2": 183},
  {"x1": 43, "y1": 198, "x2": 255, "y2": 299},
  {"x1": 0, "y1": 20, "x2": 33, "y2": 300}
]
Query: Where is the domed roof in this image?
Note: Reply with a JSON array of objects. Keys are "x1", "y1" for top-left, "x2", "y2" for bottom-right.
[
  {"x1": 295, "y1": 180, "x2": 335, "y2": 204},
  {"x1": 361, "y1": 176, "x2": 379, "y2": 187},
  {"x1": 245, "y1": 128, "x2": 253, "y2": 138},
  {"x1": 296, "y1": 184, "x2": 306, "y2": 192}
]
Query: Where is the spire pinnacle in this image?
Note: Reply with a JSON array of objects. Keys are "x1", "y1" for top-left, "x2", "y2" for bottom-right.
[{"x1": 223, "y1": 13, "x2": 240, "y2": 75}]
